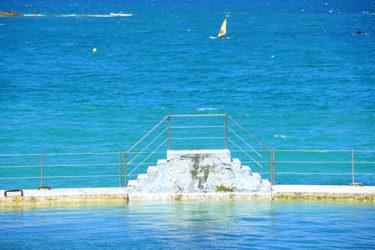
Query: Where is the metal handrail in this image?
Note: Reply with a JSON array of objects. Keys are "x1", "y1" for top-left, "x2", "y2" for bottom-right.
[
  {"x1": 0, "y1": 113, "x2": 274, "y2": 188},
  {"x1": 1, "y1": 149, "x2": 373, "y2": 158},
  {"x1": 1, "y1": 149, "x2": 374, "y2": 186},
  {"x1": 228, "y1": 138, "x2": 267, "y2": 170},
  {"x1": 0, "y1": 175, "x2": 119, "y2": 180},
  {"x1": 169, "y1": 114, "x2": 226, "y2": 117},
  {"x1": 171, "y1": 126, "x2": 225, "y2": 129},
  {"x1": 266, "y1": 172, "x2": 375, "y2": 175},
  {"x1": 227, "y1": 115, "x2": 270, "y2": 152},
  {"x1": 0, "y1": 163, "x2": 118, "y2": 168},
  {"x1": 0, "y1": 152, "x2": 118, "y2": 157},
  {"x1": 9, "y1": 115, "x2": 374, "y2": 188},
  {"x1": 127, "y1": 127, "x2": 168, "y2": 165},
  {"x1": 228, "y1": 127, "x2": 265, "y2": 159},
  {"x1": 170, "y1": 137, "x2": 225, "y2": 140},
  {"x1": 126, "y1": 115, "x2": 169, "y2": 154},
  {"x1": 2, "y1": 160, "x2": 374, "y2": 169},
  {"x1": 123, "y1": 114, "x2": 272, "y2": 187},
  {"x1": 274, "y1": 149, "x2": 375, "y2": 152},
  {"x1": 127, "y1": 139, "x2": 168, "y2": 176}
]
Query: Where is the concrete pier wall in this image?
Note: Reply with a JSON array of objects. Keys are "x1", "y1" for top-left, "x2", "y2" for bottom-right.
[
  {"x1": 1, "y1": 185, "x2": 374, "y2": 205},
  {"x1": 0, "y1": 188, "x2": 128, "y2": 205},
  {"x1": 272, "y1": 185, "x2": 375, "y2": 201}
]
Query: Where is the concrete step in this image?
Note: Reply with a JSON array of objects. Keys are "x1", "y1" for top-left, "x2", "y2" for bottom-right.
[
  {"x1": 232, "y1": 158, "x2": 241, "y2": 165},
  {"x1": 128, "y1": 180, "x2": 138, "y2": 187},
  {"x1": 241, "y1": 165, "x2": 251, "y2": 172},
  {"x1": 147, "y1": 166, "x2": 158, "y2": 173},
  {"x1": 137, "y1": 174, "x2": 148, "y2": 184},
  {"x1": 157, "y1": 159, "x2": 167, "y2": 165},
  {"x1": 157, "y1": 159, "x2": 168, "y2": 168},
  {"x1": 251, "y1": 172, "x2": 261, "y2": 180},
  {"x1": 259, "y1": 179, "x2": 271, "y2": 191},
  {"x1": 261, "y1": 179, "x2": 271, "y2": 185}
]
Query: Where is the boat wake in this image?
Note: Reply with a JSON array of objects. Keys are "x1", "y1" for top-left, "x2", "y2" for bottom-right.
[
  {"x1": 209, "y1": 36, "x2": 233, "y2": 39},
  {"x1": 54, "y1": 13, "x2": 133, "y2": 17}
]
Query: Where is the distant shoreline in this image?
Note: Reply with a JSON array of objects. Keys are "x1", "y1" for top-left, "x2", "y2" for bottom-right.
[
  {"x1": 0, "y1": 10, "x2": 25, "y2": 16},
  {"x1": 0, "y1": 10, "x2": 132, "y2": 17}
]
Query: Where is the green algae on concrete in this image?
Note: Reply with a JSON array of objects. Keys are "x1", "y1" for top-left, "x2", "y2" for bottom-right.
[{"x1": 216, "y1": 185, "x2": 236, "y2": 192}]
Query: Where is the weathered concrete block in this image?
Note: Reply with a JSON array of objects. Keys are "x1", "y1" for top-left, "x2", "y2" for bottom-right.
[{"x1": 129, "y1": 149, "x2": 271, "y2": 194}]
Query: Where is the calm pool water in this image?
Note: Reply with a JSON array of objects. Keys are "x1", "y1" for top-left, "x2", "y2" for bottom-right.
[{"x1": 1, "y1": 200, "x2": 374, "y2": 249}]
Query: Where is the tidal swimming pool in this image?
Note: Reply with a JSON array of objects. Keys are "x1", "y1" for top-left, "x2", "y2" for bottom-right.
[{"x1": 1, "y1": 200, "x2": 374, "y2": 249}]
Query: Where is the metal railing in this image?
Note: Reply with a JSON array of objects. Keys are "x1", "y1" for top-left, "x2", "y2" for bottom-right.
[
  {"x1": 1, "y1": 114, "x2": 374, "y2": 190},
  {"x1": 0, "y1": 151, "x2": 124, "y2": 190},
  {"x1": 123, "y1": 114, "x2": 374, "y2": 187},
  {"x1": 124, "y1": 114, "x2": 273, "y2": 186},
  {"x1": 268, "y1": 149, "x2": 375, "y2": 186}
]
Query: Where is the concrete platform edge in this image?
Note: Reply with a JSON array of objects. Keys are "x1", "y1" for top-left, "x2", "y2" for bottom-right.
[{"x1": 1, "y1": 185, "x2": 374, "y2": 205}]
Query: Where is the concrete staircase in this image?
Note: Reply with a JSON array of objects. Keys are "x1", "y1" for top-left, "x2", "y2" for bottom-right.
[{"x1": 128, "y1": 149, "x2": 271, "y2": 193}]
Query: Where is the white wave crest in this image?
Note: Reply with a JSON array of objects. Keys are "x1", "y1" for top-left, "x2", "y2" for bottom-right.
[
  {"x1": 198, "y1": 108, "x2": 218, "y2": 111},
  {"x1": 110, "y1": 13, "x2": 133, "y2": 16},
  {"x1": 273, "y1": 135, "x2": 292, "y2": 138},
  {"x1": 24, "y1": 14, "x2": 46, "y2": 16},
  {"x1": 55, "y1": 14, "x2": 76, "y2": 17},
  {"x1": 55, "y1": 13, "x2": 132, "y2": 17}
]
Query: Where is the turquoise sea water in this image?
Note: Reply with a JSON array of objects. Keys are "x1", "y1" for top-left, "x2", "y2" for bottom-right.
[
  {"x1": 1, "y1": 0, "x2": 375, "y2": 248},
  {"x1": 1, "y1": 0, "x2": 375, "y2": 188}
]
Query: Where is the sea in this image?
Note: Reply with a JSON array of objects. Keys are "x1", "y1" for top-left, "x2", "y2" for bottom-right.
[{"x1": 1, "y1": 0, "x2": 375, "y2": 248}]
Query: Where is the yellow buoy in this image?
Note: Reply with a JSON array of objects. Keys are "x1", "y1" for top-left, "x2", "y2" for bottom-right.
[{"x1": 93, "y1": 48, "x2": 97, "y2": 54}]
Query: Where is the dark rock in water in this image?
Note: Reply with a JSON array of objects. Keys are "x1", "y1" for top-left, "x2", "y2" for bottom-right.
[{"x1": 0, "y1": 10, "x2": 24, "y2": 16}]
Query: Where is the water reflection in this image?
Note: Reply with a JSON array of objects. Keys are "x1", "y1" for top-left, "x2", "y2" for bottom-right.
[{"x1": 1, "y1": 200, "x2": 375, "y2": 248}]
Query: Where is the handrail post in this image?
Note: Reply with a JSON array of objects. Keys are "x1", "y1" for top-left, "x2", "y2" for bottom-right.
[
  {"x1": 40, "y1": 152, "x2": 43, "y2": 187},
  {"x1": 352, "y1": 148, "x2": 355, "y2": 184},
  {"x1": 350, "y1": 148, "x2": 363, "y2": 187},
  {"x1": 168, "y1": 114, "x2": 170, "y2": 150},
  {"x1": 273, "y1": 149, "x2": 275, "y2": 185},
  {"x1": 225, "y1": 113, "x2": 228, "y2": 149},
  {"x1": 119, "y1": 150, "x2": 121, "y2": 187},
  {"x1": 124, "y1": 151, "x2": 127, "y2": 187},
  {"x1": 270, "y1": 149, "x2": 273, "y2": 185}
]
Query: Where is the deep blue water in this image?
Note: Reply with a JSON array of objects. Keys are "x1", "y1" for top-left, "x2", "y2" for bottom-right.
[
  {"x1": 1, "y1": 0, "x2": 375, "y2": 188},
  {"x1": 1, "y1": 0, "x2": 375, "y2": 248}
]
